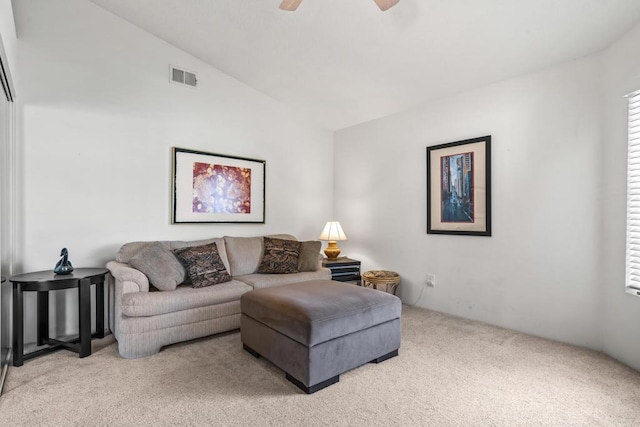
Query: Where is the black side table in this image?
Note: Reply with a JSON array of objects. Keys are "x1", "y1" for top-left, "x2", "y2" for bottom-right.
[
  {"x1": 10, "y1": 268, "x2": 108, "y2": 366},
  {"x1": 322, "y1": 257, "x2": 362, "y2": 285}
]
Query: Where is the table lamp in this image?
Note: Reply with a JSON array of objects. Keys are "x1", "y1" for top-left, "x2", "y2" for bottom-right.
[{"x1": 319, "y1": 221, "x2": 347, "y2": 260}]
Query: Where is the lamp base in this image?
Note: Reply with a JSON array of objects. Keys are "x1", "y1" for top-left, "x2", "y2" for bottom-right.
[{"x1": 324, "y1": 241, "x2": 341, "y2": 260}]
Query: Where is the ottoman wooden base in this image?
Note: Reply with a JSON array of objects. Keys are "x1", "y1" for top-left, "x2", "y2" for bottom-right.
[
  {"x1": 240, "y1": 280, "x2": 402, "y2": 394},
  {"x1": 244, "y1": 343, "x2": 398, "y2": 394},
  {"x1": 285, "y1": 372, "x2": 340, "y2": 394}
]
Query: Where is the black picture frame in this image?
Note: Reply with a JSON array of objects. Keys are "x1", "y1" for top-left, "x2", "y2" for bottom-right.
[
  {"x1": 426, "y1": 136, "x2": 491, "y2": 236},
  {"x1": 172, "y1": 147, "x2": 266, "y2": 224}
]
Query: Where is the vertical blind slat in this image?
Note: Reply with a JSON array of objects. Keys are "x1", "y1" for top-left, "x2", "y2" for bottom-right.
[{"x1": 626, "y1": 91, "x2": 640, "y2": 291}]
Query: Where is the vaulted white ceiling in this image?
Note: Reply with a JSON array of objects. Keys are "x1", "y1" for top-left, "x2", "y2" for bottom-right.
[{"x1": 88, "y1": 0, "x2": 640, "y2": 130}]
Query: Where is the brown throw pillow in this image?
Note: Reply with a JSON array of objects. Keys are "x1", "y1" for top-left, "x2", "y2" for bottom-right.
[
  {"x1": 173, "y1": 242, "x2": 232, "y2": 288},
  {"x1": 257, "y1": 237, "x2": 301, "y2": 274},
  {"x1": 129, "y1": 242, "x2": 186, "y2": 291},
  {"x1": 297, "y1": 241, "x2": 322, "y2": 272}
]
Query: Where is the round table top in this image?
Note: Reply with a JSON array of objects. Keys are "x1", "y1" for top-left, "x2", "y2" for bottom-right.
[
  {"x1": 9, "y1": 268, "x2": 109, "y2": 284},
  {"x1": 362, "y1": 270, "x2": 400, "y2": 283}
]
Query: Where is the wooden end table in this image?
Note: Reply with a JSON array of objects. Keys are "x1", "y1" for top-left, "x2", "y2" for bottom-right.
[{"x1": 10, "y1": 268, "x2": 108, "y2": 366}]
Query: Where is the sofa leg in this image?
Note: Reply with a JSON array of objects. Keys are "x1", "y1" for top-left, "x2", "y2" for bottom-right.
[
  {"x1": 243, "y1": 344, "x2": 260, "y2": 359},
  {"x1": 286, "y1": 373, "x2": 339, "y2": 394},
  {"x1": 369, "y1": 349, "x2": 398, "y2": 364}
]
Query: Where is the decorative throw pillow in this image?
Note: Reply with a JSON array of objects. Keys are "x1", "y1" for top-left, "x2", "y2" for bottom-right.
[
  {"x1": 129, "y1": 242, "x2": 186, "y2": 291},
  {"x1": 173, "y1": 242, "x2": 232, "y2": 288},
  {"x1": 257, "y1": 237, "x2": 302, "y2": 274},
  {"x1": 297, "y1": 241, "x2": 322, "y2": 272}
]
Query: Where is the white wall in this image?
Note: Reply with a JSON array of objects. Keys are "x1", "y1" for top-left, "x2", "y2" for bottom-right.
[
  {"x1": 0, "y1": 0, "x2": 15, "y2": 65},
  {"x1": 335, "y1": 56, "x2": 604, "y2": 351},
  {"x1": 601, "y1": 23, "x2": 640, "y2": 370},
  {"x1": 13, "y1": 0, "x2": 333, "y2": 343}
]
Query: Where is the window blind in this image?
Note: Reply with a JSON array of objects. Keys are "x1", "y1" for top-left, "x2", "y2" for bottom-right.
[{"x1": 626, "y1": 90, "x2": 640, "y2": 294}]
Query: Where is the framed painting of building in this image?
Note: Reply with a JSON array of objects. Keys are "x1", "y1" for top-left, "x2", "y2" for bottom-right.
[
  {"x1": 426, "y1": 136, "x2": 491, "y2": 236},
  {"x1": 172, "y1": 147, "x2": 265, "y2": 223}
]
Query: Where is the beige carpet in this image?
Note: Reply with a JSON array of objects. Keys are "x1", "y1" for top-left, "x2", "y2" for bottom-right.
[{"x1": 1, "y1": 306, "x2": 639, "y2": 426}]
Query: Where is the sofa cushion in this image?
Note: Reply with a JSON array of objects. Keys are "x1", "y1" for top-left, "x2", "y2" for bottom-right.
[
  {"x1": 173, "y1": 242, "x2": 232, "y2": 288},
  {"x1": 257, "y1": 237, "x2": 301, "y2": 274},
  {"x1": 128, "y1": 242, "x2": 186, "y2": 291},
  {"x1": 223, "y1": 234, "x2": 298, "y2": 276},
  {"x1": 235, "y1": 269, "x2": 331, "y2": 289},
  {"x1": 117, "y1": 238, "x2": 231, "y2": 273},
  {"x1": 224, "y1": 236, "x2": 264, "y2": 276},
  {"x1": 297, "y1": 241, "x2": 322, "y2": 272},
  {"x1": 121, "y1": 279, "x2": 252, "y2": 317}
]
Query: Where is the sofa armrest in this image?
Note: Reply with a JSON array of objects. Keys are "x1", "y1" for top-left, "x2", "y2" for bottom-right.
[
  {"x1": 106, "y1": 261, "x2": 150, "y2": 340},
  {"x1": 106, "y1": 261, "x2": 149, "y2": 294}
]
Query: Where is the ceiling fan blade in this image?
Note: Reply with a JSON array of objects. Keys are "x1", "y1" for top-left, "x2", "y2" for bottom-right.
[
  {"x1": 373, "y1": 0, "x2": 400, "y2": 11},
  {"x1": 280, "y1": 0, "x2": 303, "y2": 11}
]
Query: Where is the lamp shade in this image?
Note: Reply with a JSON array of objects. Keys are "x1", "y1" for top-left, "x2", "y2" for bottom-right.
[{"x1": 318, "y1": 221, "x2": 347, "y2": 241}]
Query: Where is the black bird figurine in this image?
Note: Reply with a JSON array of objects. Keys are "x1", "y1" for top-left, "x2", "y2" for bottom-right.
[{"x1": 54, "y1": 248, "x2": 74, "y2": 275}]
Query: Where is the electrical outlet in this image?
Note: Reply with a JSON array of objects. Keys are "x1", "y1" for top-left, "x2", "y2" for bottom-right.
[{"x1": 425, "y1": 274, "x2": 435, "y2": 287}]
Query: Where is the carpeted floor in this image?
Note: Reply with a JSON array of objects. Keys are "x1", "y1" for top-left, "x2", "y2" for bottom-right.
[{"x1": 1, "y1": 305, "x2": 639, "y2": 426}]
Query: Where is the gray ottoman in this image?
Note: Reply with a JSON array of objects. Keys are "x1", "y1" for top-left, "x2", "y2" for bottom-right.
[{"x1": 240, "y1": 279, "x2": 401, "y2": 394}]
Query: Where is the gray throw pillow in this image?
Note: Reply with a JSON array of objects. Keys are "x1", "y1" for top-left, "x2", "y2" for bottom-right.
[
  {"x1": 129, "y1": 242, "x2": 186, "y2": 291},
  {"x1": 297, "y1": 241, "x2": 321, "y2": 272},
  {"x1": 223, "y1": 236, "x2": 264, "y2": 276},
  {"x1": 257, "y1": 237, "x2": 301, "y2": 274},
  {"x1": 173, "y1": 242, "x2": 232, "y2": 288}
]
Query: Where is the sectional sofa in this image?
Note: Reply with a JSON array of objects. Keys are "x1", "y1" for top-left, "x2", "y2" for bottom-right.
[{"x1": 106, "y1": 234, "x2": 330, "y2": 358}]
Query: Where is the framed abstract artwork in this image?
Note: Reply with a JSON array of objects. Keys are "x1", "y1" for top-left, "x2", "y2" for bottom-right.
[
  {"x1": 426, "y1": 136, "x2": 491, "y2": 236},
  {"x1": 172, "y1": 147, "x2": 266, "y2": 223}
]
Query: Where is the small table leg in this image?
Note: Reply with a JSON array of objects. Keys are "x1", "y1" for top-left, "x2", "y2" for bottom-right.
[
  {"x1": 78, "y1": 278, "x2": 91, "y2": 358},
  {"x1": 37, "y1": 291, "x2": 49, "y2": 346},
  {"x1": 12, "y1": 283, "x2": 24, "y2": 367},
  {"x1": 95, "y1": 280, "x2": 105, "y2": 338}
]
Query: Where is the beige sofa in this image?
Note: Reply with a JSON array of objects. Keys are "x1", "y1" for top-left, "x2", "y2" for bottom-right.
[{"x1": 106, "y1": 234, "x2": 330, "y2": 358}]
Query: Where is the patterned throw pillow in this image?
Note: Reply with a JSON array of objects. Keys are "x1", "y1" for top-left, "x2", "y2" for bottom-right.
[
  {"x1": 257, "y1": 237, "x2": 302, "y2": 274},
  {"x1": 173, "y1": 242, "x2": 232, "y2": 288}
]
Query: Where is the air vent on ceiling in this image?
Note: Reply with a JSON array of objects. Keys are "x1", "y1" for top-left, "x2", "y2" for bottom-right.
[{"x1": 170, "y1": 65, "x2": 197, "y2": 88}]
